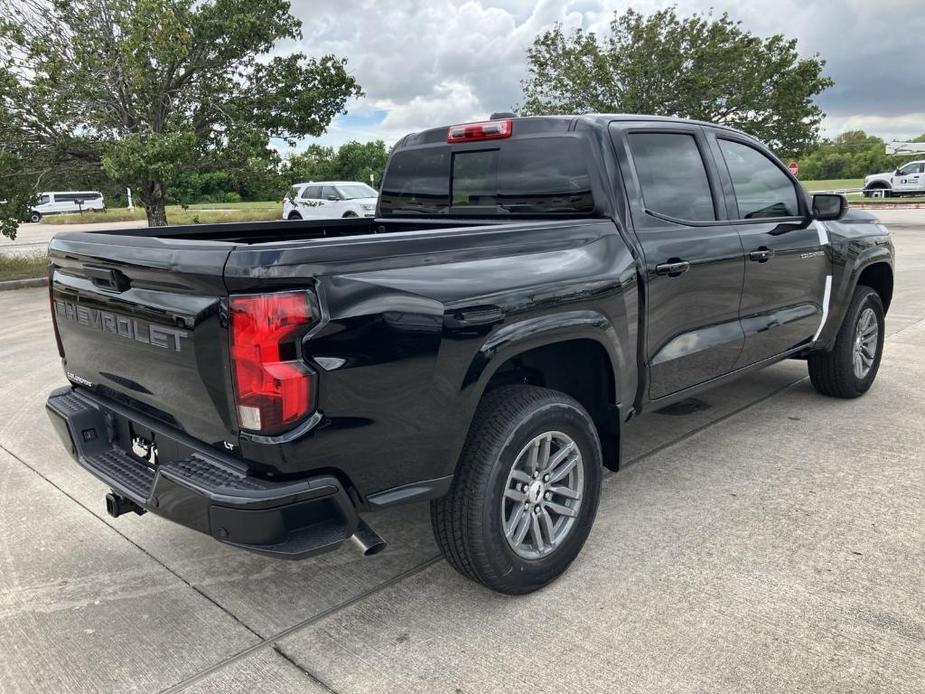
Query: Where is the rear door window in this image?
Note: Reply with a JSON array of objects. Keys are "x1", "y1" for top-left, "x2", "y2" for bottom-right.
[
  {"x1": 718, "y1": 139, "x2": 800, "y2": 219},
  {"x1": 627, "y1": 132, "x2": 716, "y2": 222},
  {"x1": 301, "y1": 186, "x2": 321, "y2": 200}
]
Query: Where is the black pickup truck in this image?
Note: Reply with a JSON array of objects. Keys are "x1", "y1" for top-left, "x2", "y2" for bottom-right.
[{"x1": 46, "y1": 115, "x2": 894, "y2": 594}]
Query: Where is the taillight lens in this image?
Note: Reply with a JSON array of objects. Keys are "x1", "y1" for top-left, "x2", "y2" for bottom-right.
[
  {"x1": 229, "y1": 291, "x2": 316, "y2": 434},
  {"x1": 447, "y1": 118, "x2": 513, "y2": 143}
]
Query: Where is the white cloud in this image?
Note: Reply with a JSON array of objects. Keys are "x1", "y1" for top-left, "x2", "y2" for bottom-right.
[{"x1": 285, "y1": 0, "x2": 925, "y2": 149}]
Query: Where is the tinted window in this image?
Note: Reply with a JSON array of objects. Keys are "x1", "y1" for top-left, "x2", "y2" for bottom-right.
[
  {"x1": 628, "y1": 133, "x2": 715, "y2": 221},
  {"x1": 55, "y1": 192, "x2": 100, "y2": 202},
  {"x1": 380, "y1": 148, "x2": 450, "y2": 214},
  {"x1": 301, "y1": 186, "x2": 321, "y2": 200},
  {"x1": 899, "y1": 162, "x2": 924, "y2": 175},
  {"x1": 719, "y1": 139, "x2": 799, "y2": 219},
  {"x1": 498, "y1": 140, "x2": 593, "y2": 213},
  {"x1": 39, "y1": 194, "x2": 50, "y2": 205},
  {"x1": 452, "y1": 150, "x2": 499, "y2": 207},
  {"x1": 380, "y1": 138, "x2": 593, "y2": 216}
]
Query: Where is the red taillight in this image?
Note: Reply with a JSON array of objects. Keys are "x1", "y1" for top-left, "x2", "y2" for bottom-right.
[
  {"x1": 447, "y1": 118, "x2": 513, "y2": 143},
  {"x1": 229, "y1": 291, "x2": 316, "y2": 434}
]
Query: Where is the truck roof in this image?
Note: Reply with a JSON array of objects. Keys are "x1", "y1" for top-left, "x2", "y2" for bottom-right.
[{"x1": 397, "y1": 113, "x2": 764, "y2": 149}]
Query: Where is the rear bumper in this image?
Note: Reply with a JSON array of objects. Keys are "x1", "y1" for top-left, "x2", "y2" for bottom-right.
[{"x1": 45, "y1": 386, "x2": 361, "y2": 559}]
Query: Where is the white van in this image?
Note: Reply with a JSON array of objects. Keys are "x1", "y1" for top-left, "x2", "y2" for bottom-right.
[{"x1": 31, "y1": 191, "x2": 106, "y2": 222}]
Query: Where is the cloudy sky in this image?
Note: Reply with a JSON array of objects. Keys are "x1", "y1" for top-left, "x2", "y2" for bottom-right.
[{"x1": 283, "y1": 0, "x2": 925, "y2": 151}]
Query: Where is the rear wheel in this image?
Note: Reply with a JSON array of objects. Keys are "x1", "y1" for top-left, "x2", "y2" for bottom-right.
[
  {"x1": 808, "y1": 286, "x2": 885, "y2": 398},
  {"x1": 287, "y1": 211, "x2": 302, "y2": 220},
  {"x1": 430, "y1": 385, "x2": 603, "y2": 594}
]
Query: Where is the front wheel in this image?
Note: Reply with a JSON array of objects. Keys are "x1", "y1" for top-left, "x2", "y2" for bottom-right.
[
  {"x1": 808, "y1": 286, "x2": 885, "y2": 398},
  {"x1": 29, "y1": 211, "x2": 41, "y2": 223},
  {"x1": 430, "y1": 385, "x2": 603, "y2": 594}
]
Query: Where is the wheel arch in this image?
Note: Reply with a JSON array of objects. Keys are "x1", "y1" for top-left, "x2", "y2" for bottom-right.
[
  {"x1": 459, "y1": 311, "x2": 626, "y2": 471},
  {"x1": 856, "y1": 261, "x2": 893, "y2": 314},
  {"x1": 818, "y1": 253, "x2": 894, "y2": 351}
]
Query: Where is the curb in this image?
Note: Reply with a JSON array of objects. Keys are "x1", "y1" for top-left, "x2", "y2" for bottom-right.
[
  {"x1": 0, "y1": 277, "x2": 47, "y2": 291},
  {"x1": 851, "y1": 203, "x2": 925, "y2": 210}
]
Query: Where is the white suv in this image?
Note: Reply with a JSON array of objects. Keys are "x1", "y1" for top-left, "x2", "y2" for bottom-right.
[
  {"x1": 283, "y1": 181, "x2": 378, "y2": 220},
  {"x1": 31, "y1": 191, "x2": 106, "y2": 222}
]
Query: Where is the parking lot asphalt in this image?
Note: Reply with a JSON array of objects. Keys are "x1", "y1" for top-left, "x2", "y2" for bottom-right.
[
  {"x1": 0, "y1": 221, "x2": 148, "y2": 257},
  {"x1": 1, "y1": 210, "x2": 923, "y2": 693}
]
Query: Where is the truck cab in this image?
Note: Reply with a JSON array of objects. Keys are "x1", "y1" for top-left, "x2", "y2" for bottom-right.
[{"x1": 865, "y1": 160, "x2": 925, "y2": 196}]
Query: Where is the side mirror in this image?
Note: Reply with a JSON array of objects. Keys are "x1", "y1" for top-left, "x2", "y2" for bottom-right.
[
  {"x1": 812, "y1": 193, "x2": 847, "y2": 221},
  {"x1": 327, "y1": 194, "x2": 340, "y2": 201}
]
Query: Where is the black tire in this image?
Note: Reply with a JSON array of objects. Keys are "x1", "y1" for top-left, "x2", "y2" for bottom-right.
[
  {"x1": 30, "y1": 211, "x2": 41, "y2": 223},
  {"x1": 287, "y1": 211, "x2": 302, "y2": 220},
  {"x1": 430, "y1": 385, "x2": 603, "y2": 594},
  {"x1": 808, "y1": 286, "x2": 885, "y2": 398},
  {"x1": 863, "y1": 184, "x2": 891, "y2": 198},
  {"x1": 342, "y1": 210, "x2": 359, "y2": 218}
]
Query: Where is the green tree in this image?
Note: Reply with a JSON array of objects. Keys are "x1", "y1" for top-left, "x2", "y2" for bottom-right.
[
  {"x1": 284, "y1": 144, "x2": 338, "y2": 184},
  {"x1": 798, "y1": 130, "x2": 925, "y2": 181},
  {"x1": 0, "y1": 0, "x2": 361, "y2": 232},
  {"x1": 521, "y1": 7, "x2": 833, "y2": 156},
  {"x1": 283, "y1": 140, "x2": 388, "y2": 187}
]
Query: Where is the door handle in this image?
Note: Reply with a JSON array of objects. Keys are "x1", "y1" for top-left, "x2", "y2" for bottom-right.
[
  {"x1": 655, "y1": 260, "x2": 690, "y2": 277},
  {"x1": 749, "y1": 247, "x2": 775, "y2": 263}
]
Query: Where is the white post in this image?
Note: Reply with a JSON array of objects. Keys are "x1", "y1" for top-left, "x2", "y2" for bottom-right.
[
  {"x1": 126, "y1": 187, "x2": 134, "y2": 210},
  {"x1": 369, "y1": 173, "x2": 374, "y2": 186}
]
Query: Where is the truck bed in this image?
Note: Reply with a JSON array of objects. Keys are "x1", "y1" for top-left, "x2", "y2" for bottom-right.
[{"x1": 64, "y1": 216, "x2": 514, "y2": 245}]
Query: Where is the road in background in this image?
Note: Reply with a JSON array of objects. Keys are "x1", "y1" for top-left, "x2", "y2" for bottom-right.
[{"x1": 0, "y1": 213, "x2": 923, "y2": 693}]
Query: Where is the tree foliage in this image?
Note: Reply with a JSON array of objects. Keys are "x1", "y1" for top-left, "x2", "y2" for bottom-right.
[
  {"x1": 283, "y1": 140, "x2": 389, "y2": 187},
  {"x1": 0, "y1": 0, "x2": 362, "y2": 231},
  {"x1": 521, "y1": 7, "x2": 833, "y2": 155},
  {"x1": 798, "y1": 130, "x2": 925, "y2": 181}
]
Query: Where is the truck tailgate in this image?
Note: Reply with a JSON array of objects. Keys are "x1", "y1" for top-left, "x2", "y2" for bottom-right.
[{"x1": 48, "y1": 233, "x2": 238, "y2": 448}]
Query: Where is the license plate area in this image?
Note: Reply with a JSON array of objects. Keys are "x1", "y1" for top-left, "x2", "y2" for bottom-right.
[{"x1": 129, "y1": 423, "x2": 158, "y2": 468}]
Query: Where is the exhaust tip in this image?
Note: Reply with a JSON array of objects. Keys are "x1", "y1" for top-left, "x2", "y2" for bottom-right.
[{"x1": 350, "y1": 518, "x2": 387, "y2": 557}]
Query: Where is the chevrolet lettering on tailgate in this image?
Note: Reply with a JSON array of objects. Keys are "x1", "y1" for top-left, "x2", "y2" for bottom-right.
[{"x1": 53, "y1": 299, "x2": 188, "y2": 352}]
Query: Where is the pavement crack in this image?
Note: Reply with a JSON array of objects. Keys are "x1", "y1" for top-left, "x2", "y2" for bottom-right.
[
  {"x1": 272, "y1": 644, "x2": 340, "y2": 694},
  {"x1": 0, "y1": 442, "x2": 264, "y2": 642},
  {"x1": 158, "y1": 555, "x2": 443, "y2": 694}
]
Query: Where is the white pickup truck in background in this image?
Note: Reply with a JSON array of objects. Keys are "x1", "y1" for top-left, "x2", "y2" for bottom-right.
[{"x1": 864, "y1": 160, "x2": 925, "y2": 196}]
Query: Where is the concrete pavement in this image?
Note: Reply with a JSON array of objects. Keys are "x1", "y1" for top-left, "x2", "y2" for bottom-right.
[{"x1": 0, "y1": 214, "x2": 923, "y2": 692}]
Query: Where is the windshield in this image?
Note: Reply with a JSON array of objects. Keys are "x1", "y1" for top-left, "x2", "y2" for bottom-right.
[
  {"x1": 379, "y1": 137, "x2": 595, "y2": 217},
  {"x1": 335, "y1": 184, "x2": 377, "y2": 199}
]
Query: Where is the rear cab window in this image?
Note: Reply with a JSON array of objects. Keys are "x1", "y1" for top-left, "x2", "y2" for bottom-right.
[{"x1": 380, "y1": 136, "x2": 596, "y2": 217}]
